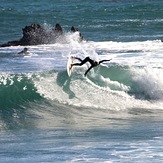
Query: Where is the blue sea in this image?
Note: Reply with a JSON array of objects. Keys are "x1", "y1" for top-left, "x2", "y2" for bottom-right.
[{"x1": 0, "y1": 0, "x2": 163, "y2": 162}]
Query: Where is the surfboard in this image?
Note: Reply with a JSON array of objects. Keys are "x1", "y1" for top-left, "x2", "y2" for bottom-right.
[{"x1": 67, "y1": 56, "x2": 73, "y2": 76}]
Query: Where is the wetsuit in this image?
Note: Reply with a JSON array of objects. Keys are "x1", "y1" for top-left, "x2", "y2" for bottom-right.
[{"x1": 72, "y1": 56, "x2": 111, "y2": 76}]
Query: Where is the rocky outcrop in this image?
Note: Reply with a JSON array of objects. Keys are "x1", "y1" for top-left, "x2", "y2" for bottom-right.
[{"x1": 0, "y1": 23, "x2": 83, "y2": 47}]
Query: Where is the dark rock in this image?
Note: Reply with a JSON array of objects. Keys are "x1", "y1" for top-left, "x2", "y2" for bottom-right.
[
  {"x1": 0, "y1": 23, "x2": 83, "y2": 47},
  {"x1": 71, "y1": 26, "x2": 83, "y2": 41}
]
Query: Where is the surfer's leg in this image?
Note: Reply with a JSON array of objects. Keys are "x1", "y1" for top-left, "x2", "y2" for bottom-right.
[
  {"x1": 72, "y1": 57, "x2": 90, "y2": 67},
  {"x1": 70, "y1": 62, "x2": 82, "y2": 69},
  {"x1": 73, "y1": 57, "x2": 83, "y2": 62}
]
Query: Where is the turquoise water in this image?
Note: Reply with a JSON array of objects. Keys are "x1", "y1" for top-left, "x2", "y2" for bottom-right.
[{"x1": 0, "y1": 0, "x2": 163, "y2": 162}]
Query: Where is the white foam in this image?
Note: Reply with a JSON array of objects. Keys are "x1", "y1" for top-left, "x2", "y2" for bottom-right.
[
  {"x1": 132, "y1": 66, "x2": 163, "y2": 100},
  {"x1": 32, "y1": 69, "x2": 162, "y2": 111}
]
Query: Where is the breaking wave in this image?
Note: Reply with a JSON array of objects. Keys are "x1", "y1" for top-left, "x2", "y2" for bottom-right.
[{"x1": 0, "y1": 64, "x2": 162, "y2": 111}]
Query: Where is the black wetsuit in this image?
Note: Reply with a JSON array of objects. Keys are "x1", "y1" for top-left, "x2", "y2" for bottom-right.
[
  {"x1": 72, "y1": 56, "x2": 111, "y2": 76},
  {"x1": 17, "y1": 48, "x2": 28, "y2": 55}
]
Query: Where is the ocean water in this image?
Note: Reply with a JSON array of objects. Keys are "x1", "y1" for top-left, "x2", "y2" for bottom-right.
[{"x1": 0, "y1": 0, "x2": 163, "y2": 162}]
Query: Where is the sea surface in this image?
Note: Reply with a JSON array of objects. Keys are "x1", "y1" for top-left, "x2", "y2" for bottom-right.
[{"x1": 0, "y1": 0, "x2": 163, "y2": 162}]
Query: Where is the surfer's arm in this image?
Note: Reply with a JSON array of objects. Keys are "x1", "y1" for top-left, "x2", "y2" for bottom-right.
[{"x1": 99, "y1": 59, "x2": 112, "y2": 64}]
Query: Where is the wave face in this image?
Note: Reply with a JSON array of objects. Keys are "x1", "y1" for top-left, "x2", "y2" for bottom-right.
[
  {"x1": 0, "y1": 73, "x2": 41, "y2": 109},
  {"x1": 0, "y1": 64, "x2": 162, "y2": 112},
  {"x1": 34, "y1": 66, "x2": 163, "y2": 110}
]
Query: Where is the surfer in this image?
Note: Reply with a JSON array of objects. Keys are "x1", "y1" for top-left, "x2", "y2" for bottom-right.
[
  {"x1": 70, "y1": 56, "x2": 111, "y2": 76},
  {"x1": 17, "y1": 47, "x2": 29, "y2": 55},
  {"x1": 11, "y1": 47, "x2": 29, "y2": 56}
]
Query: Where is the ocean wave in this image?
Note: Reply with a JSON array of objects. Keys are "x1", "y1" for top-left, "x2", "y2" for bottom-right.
[
  {"x1": 32, "y1": 65, "x2": 163, "y2": 110},
  {"x1": 0, "y1": 59, "x2": 163, "y2": 131},
  {"x1": 0, "y1": 63, "x2": 162, "y2": 111}
]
